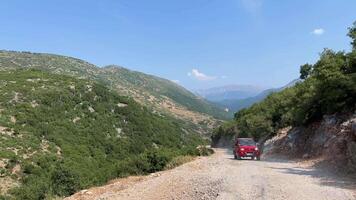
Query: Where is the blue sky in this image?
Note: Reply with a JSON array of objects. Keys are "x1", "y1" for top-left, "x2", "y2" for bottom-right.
[{"x1": 1, "y1": 0, "x2": 356, "y2": 90}]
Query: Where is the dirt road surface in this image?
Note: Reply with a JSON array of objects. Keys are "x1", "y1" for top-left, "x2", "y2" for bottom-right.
[{"x1": 67, "y1": 149, "x2": 356, "y2": 200}]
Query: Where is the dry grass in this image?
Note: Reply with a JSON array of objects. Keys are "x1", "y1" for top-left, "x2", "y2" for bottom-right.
[{"x1": 164, "y1": 155, "x2": 195, "y2": 170}]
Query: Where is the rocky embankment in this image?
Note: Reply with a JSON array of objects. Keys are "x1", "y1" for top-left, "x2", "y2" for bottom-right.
[{"x1": 264, "y1": 113, "x2": 356, "y2": 173}]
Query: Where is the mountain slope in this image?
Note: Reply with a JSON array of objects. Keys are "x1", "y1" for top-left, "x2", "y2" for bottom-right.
[
  {"x1": 216, "y1": 79, "x2": 300, "y2": 113},
  {"x1": 0, "y1": 69, "x2": 205, "y2": 199},
  {"x1": 100, "y1": 65, "x2": 228, "y2": 120},
  {"x1": 0, "y1": 50, "x2": 228, "y2": 135},
  {"x1": 195, "y1": 85, "x2": 263, "y2": 102}
]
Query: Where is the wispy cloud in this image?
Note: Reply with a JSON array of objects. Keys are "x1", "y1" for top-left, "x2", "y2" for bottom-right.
[
  {"x1": 188, "y1": 69, "x2": 216, "y2": 81},
  {"x1": 312, "y1": 28, "x2": 325, "y2": 35},
  {"x1": 240, "y1": 0, "x2": 263, "y2": 14}
]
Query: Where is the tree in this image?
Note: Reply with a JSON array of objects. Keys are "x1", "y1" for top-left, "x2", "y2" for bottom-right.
[
  {"x1": 299, "y1": 64, "x2": 313, "y2": 79},
  {"x1": 51, "y1": 166, "x2": 80, "y2": 196},
  {"x1": 348, "y1": 21, "x2": 356, "y2": 50}
]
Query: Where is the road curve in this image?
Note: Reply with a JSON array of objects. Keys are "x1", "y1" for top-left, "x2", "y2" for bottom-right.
[{"x1": 67, "y1": 149, "x2": 355, "y2": 200}]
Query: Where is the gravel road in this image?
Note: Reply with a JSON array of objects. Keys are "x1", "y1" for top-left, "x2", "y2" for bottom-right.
[{"x1": 67, "y1": 149, "x2": 356, "y2": 200}]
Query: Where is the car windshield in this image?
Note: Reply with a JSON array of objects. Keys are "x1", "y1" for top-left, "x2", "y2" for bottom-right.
[{"x1": 238, "y1": 139, "x2": 256, "y2": 146}]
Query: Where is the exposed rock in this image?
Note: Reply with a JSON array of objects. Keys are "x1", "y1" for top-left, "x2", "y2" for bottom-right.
[
  {"x1": 10, "y1": 92, "x2": 20, "y2": 103},
  {"x1": 88, "y1": 106, "x2": 95, "y2": 113},
  {"x1": 26, "y1": 78, "x2": 41, "y2": 82},
  {"x1": 31, "y1": 100, "x2": 39, "y2": 108},
  {"x1": 116, "y1": 128, "x2": 124, "y2": 138},
  {"x1": 266, "y1": 113, "x2": 356, "y2": 173},
  {"x1": 41, "y1": 139, "x2": 50, "y2": 153},
  {"x1": 0, "y1": 159, "x2": 9, "y2": 169},
  {"x1": 11, "y1": 164, "x2": 21, "y2": 175},
  {"x1": 0, "y1": 126, "x2": 7, "y2": 133},
  {"x1": 10, "y1": 116, "x2": 16, "y2": 123},
  {"x1": 0, "y1": 176, "x2": 19, "y2": 194},
  {"x1": 302, "y1": 153, "x2": 310, "y2": 159},
  {"x1": 117, "y1": 103, "x2": 128, "y2": 108},
  {"x1": 0, "y1": 126, "x2": 15, "y2": 137},
  {"x1": 6, "y1": 147, "x2": 20, "y2": 155},
  {"x1": 323, "y1": 114, "x2": 338, "y2": 125},
  {"x1": 352, "y1": 122, "x2": 356, "y2": 136},
  {"x1": 56, "y1": 146, "x2": 62, "y2": 156},
  {"x1": 152, "y1": 143, "x2": 159, "y2": 149},
  {"x1": 347, "y1": 141, "x2": 356, "y2": 172},
  {"x1": 73, "y1": 117, "x2": 81, "y2": 123},
  {"x1": 86, "y1": 85, "x2": 93, "y2": 92}
]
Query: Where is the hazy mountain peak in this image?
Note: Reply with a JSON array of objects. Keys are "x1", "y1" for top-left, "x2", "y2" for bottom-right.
[{"x1": 195, "y1": 84, "x2": 265, "y2": 102}]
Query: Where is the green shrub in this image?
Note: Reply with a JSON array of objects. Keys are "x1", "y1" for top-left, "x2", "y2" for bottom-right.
[
  {"x1": 51, "y1": 166, "x2": 80, "y2": 196},
  {"x1": 143, "y1": 150, "x2": 171, "y2": 173},
  {"x1": 12, "y1": 178, "x2": 48, "y2": 200}
]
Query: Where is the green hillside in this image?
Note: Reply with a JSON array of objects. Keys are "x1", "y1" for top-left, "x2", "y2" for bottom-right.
[
  {"x1": 0, "y1": 70, "x2": 205, "y2": 199},
  {"x1": 101, "y1": 65, "x2": 228, "y2": 119},
  {"x1": 0, "y1": 51, "x2": 228, "y2": 136},
  {"x1": 213, "y1": 22, "x2": 356, "y2": 143}
]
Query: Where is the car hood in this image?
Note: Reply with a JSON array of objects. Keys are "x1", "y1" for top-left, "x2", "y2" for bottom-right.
[{"x1": 239, "y1": 145, "x2": 257, "y2": 150}]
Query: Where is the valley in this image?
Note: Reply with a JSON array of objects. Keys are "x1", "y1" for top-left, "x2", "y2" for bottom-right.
[{"x1": 0, "y1": 5, "x2": 355, "y2": 199}]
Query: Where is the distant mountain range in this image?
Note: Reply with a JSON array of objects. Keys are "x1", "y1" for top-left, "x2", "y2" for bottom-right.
[
  {"x1": 195, "y1": 85, "x2": 264, "y2": 102},
  {"x1": 197, "y1": 80, "x2": 300, "y2": 115}
]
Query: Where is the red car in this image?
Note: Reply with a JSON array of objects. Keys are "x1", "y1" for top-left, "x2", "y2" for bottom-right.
[{"x1": 233, "y1": 138, "x2": 261, "y2": 160}]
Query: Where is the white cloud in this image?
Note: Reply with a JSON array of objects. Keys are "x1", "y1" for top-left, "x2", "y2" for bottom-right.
[
  {"x1": 188, "y1": 69, "x2": 216, "y2": 81},
  {"x1": 171, "y1": 79, "x2": 180, "y2": 84},
  {"x1": 312, "y1": 28, "x2": 325, "y2": 35}
]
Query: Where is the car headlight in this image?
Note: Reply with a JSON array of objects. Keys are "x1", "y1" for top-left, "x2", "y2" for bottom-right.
[
  {"x1": 240, "y1": 148, "x2": 245, "y2": 151},
  {"x1": 254, "y1": 147, "x2": 258, "y2": 151}
]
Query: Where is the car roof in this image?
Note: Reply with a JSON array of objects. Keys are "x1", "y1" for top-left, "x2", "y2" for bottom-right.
[{"x1": 237, "y1": 138, "x2": 254, "y2": 141}]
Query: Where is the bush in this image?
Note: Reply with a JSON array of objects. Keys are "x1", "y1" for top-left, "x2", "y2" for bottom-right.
[
  {"x1": 51, "y1": 166, "x2": 80, "y2": 196},
  {"x1": 144, "y1": 150, "x2": 170, "y2": 173},
  {"x1": 12, "y1": 178, "x2": 48, "y2": 200}
]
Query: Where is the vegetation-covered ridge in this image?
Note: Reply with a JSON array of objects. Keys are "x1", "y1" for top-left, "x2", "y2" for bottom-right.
[
  {"x1": 212, "y1": 22, "x2": 356, "y2": 143},
  {"x1": 0, "y1": 69, "x2": 207, "y2": 199},
  {"x1": 0, "y1": 52, "x2": 228, "y2": 136}
]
